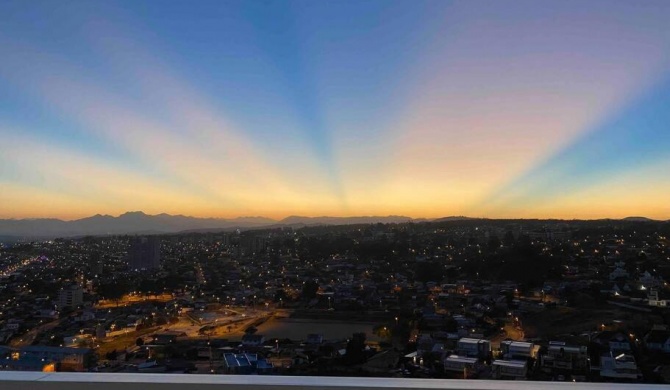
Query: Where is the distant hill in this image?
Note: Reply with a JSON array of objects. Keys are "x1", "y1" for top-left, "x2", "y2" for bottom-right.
[
  {"x1": 1, "y1": 212, "x2": 660, "y2": 239},
  {"x1": 0, "y1": 211, "x2": 277, "y2": 239},
  {"x1": 432, "y1": 216, "x2": 478, "y2": 222},
  {"x1": 278, "y1": 215, "x2": 413, "y2": 226},
  {"x1": 621, "y1": 216, "x2": 656, "y2": 222},
  {"x1": 0, "y1": 212, "x2": 414, "y2": 239}
]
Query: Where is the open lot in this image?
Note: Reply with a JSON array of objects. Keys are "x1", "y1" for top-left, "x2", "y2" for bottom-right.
[
  {"x1": 522, "y1": 305, "x2": 632, "y2": 339},
  {"x1": 252, "y1": 317, "x2": 383, "y2": 342}
]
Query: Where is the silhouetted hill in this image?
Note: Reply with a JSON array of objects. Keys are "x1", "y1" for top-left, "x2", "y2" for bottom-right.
[
  {"x1": 1, "y1": 212, "x2": 662, "y2": 239},
  {"x1": 278, "y1": 215, "x2": 413, "y2": 225},
  {"x1": 621, "y1": 216, "x2": 656, "y2": 222},
  {"x1": 432, "y1": 216, "x2": 478, "y2": 222},
  {"x1": 0, "y1": 212, "x2": 414, "y2": 238},
  {"x1": 0, "y1": 212, "x2": 277, "y2": 239}
]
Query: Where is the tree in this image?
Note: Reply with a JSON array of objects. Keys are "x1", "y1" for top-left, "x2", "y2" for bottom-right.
[
  {"x1": 416, "y1": 262, "x2": 445, "y2": 284},
  {"x1": 345, "y1": 333, "x2": 367, "y2": 365},
  {"x1": 274, "y1": 289, "x2": 287, "y2": 302},
  {"x1": 105, "y1": 350, "x2": 118, "y2": 361},
  {"x1": 98, "y1": 279, "x2": 131, "y2": 305},
  {"x1": 301, "y1": 280, "x2": 319, "y2": 300}
]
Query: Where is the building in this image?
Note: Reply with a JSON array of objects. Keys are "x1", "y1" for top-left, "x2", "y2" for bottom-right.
[
  {"x1": 222, "y1": 353, "x2": 273, "y2": 375},
  {"x1": 540, "y1": 342, "x2": 588, "y2": 372},
  {"x1": 500, "y1": 340, "x2": 536, "y2": 360},
  {"x1": 18, "y1": 346, "x2": 92, "y2": 371},
  {"x1": 644, "y1": 329, "x2": 670, "y2": 353},
  {"x1": 648, "y1": 289, "x2": 668, "y2": 307},
  {"x1": 593, "y1": 331, "x2": 632, "y2": 354},
  {"x1": 599, "y1": 353, "x2": 642, "y2": 381},
  {"x1": 0, "y1": 356, "x2": 56, "y2": 372},
  {"x1": 456, "y1": 338, "x2": 491, "y2": 359},
  {"x1": 240, "y1": 235, "x2": 267, "y2": 256},
  {"x1": 89, "y1": 251, "x2": 103, "y2": 275},
  {"x1": 491, "y1": 359, "x2": 528, "y2": 379},
  {"x1": 57, "y1": 284, "x2": 83, "y2": 309},
  {"x1": 443, "y1": 355, "x2": 477, "y2": 376},
  {"x1": 127, "y1": 237, "x2": 161, "y2": 271}
]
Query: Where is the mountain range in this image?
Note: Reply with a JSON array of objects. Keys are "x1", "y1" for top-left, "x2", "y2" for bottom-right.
[
  {"x1": 0, "y1": 212, "x2": 662, "y2": 240},
  {"x1": 0, "y1": 211, "x2": 421, "y2": 239}
]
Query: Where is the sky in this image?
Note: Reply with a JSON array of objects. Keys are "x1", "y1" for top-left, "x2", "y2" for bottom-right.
[{"x1": 1, "y1": 0, "x2": 670, "y2": 220}]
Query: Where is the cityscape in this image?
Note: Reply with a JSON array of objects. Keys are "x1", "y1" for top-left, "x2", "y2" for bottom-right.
[
  {"x1": 0, "y1": 216, "x2": 670, "y2": 383},
  {"x1": 1, "y1": 0, "x2": 670, "y2": 387}
]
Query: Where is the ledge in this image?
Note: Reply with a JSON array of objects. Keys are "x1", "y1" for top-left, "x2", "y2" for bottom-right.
[{"x1": 0, "y1": 373, "x2": 667, "y2": 390}]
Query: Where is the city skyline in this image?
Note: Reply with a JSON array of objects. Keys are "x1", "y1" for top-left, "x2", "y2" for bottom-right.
[{"x1": 2, "y1": 0, "x2": 670, "y2": 220}]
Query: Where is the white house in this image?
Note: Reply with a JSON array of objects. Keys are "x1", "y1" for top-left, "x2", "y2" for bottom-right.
[
  {"x1": 492, "y1": 359, "x2": 527, "y2": 379},
  {"x1": 444, "y1": 355, "x2": 477, "y2": 375},
  {"x1": 600, "y1": 353, "x2": 641, "y2": 381},
  {"x1": 648, "y1": 289, "x2": 669, "y2": 307},
  {"x1": 541, "y1": 342, "x2": 588, "y2": 372},
  {"x1": 500, "y1": 340, "x2": 535, "y2": 359},
  {"x1": 457, "y1": 338, "x2": 490, "y2": 359}
]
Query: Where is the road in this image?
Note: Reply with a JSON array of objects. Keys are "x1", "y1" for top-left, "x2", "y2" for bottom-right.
[
  {"x1": 10, "y1": 317, "x2": 64, "y2": 347},
  {"x1": 490, "y1": 321, "x2": 525, "y2": 349}
]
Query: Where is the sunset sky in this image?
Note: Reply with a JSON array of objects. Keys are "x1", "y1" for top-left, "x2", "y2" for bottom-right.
[{"x1": 1, "y1": 0, "x2": 670, "y2": 220}]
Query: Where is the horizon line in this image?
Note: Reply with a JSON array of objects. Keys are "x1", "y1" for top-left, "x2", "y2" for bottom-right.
[{"x1": 0, "y1": 210, "x2": 666, "y2": 223}]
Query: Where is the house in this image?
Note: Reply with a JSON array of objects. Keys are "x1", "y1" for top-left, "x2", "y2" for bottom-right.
[
  {"x1": 222, "y1": 353, "x2": 273, "y2": 374},
  {"x1": 645, "y1": 329, "x2": 670, "y2": 353},
  {"x1": 594, "y1": 331, "x2": 632, "y2": 354},
  {"x1": 223, "y1": 353, "x2": 252, "y2": 374},
  {"x1": 600, "y1": 353, "x2": 642, "y2": 381},
  {"x1": 648, "y1": 289, "x2": 669, "y2": 307},
  {"x1": 541, "y1": 342, "x2": 588, "y2": 372},
  {"x1": 500, "y1": 340, "x2": 535, "y2": 359},
  {"x1": 4, "y1": 321, "x2": 21, "y2": 332},
  {"x1": 457, "y1": 338, "x2": 491, "y2": 359},
  {"x1": 416, "y1": 335, "x2": 437, "y2": 357},
  {"x1": 74, "y1": 311, "x2": 95, "y2": 322},
  {"x1": 491, "y1": 359, "x2": 528, "y2": 379},
  {"x1": 443, "y1": 355, "x2": 477, "y2": 376},
  {"x1": 639, "y1": 271, "x2": 662, "y2": 289},
  {"x1": 362, "y1": 350, "x2": 401, "y2": 373}
]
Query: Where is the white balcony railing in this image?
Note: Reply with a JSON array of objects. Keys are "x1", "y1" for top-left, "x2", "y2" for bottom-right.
[{"x1": 0, "y1": 372, "x2": 666, "y2": 390}]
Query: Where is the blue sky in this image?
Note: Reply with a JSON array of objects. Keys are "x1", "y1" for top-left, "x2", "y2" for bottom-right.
[{"x1": 1, "y1": 0, "x2": 670, "y2": 219}]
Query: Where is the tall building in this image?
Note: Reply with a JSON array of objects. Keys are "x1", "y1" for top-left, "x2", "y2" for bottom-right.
[
  {"x1": 240, "y1": 235, "x2": 267, "y2": 256},
  {"x1": 58, "y1": 284, "x2": 83, "y2": 309},
  {"x1": 127, "y1": 236, "x2": 161, "y2": 271},
  {"x1": 88, "y1": 251, "x2": 103, "y2": 275}
]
